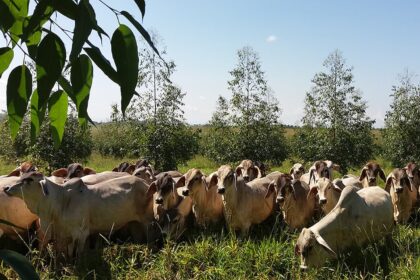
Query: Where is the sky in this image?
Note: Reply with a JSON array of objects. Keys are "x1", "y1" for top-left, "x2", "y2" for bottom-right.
[{"x1": 1, "y1": 0, "x2": 420, "y2": 127}]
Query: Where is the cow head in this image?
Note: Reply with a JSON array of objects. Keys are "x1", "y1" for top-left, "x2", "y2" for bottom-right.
[
  {"x1": 179, "y1": 169, "x2": 208, "y2": 197},
  {"x1": 133, "y1": 166, "x2": 156, "y2": 184},
  {"x1": 7, "y1": 162, "x2": 37, "y2": 177},
  {"x1": 359, "y1": 162, "x2": 386, "y2": 186},
  {"x1": 4, "y1": 172, "x2": 45, "y2": 199},
  {"x1": 290, "y1": 163, "x2": 305, "y2": 180},
  {"x1": 295, "y1": 227, "x2": 336, "y2": 269},
  {"x1": 403, "y1": 162, "x2": 420, "y2": 189},
  {"x1": 147, "y1": 173, "x2": 181, "y2": 210},
  {"x1": 235, "y1": 160, "x2": 260, "y2": 183},
  {"x1": 309, "y1": 160, "x2": 339, "y2": 184},
  {"x1": 313, "y1": 178, "x2": 342, "y2": 207},
  {"x1": 385, "y1": 169, "x2": 413, "y2": 194},
  {"x1": 216, "y1": 165, "x2": 239, "y2": 195}
]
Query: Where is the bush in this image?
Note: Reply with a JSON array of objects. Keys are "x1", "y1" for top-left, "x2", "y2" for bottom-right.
[{"x1": 0, "y1": 114, "x2": 93, "y2": 171}]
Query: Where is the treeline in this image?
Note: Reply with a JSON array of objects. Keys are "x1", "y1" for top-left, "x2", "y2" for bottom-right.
[{"x1": 1, "y1": 45, "x2": 420, "y2": 171}]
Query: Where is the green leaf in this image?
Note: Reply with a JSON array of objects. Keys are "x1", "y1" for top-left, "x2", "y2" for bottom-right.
[
  {"x1": 36, "y1": 32, "x2": 66, "y2": 121},
  {"x1": 111, "y1": 24, "x2": 139, "y2": 114},
  {"x1": 133, "y1": 0, "x2": 145, "y2": 20},
  {"x1": 120, "y1": 11, "x2": 161, "y2": 58},
  {"x1": 70, "y1": 0, "x2": 94, "y2": 62},
  {"x1": 84, "y1": 46, "x2": 118, "y2": 83},
  {"x1": 51, "y1": 0, "x2": 77, "y2": 20},
  {"x1": 48, "y1": 90, "x2": 68, "y2": 147},
  {"x1": 30, "y1": 89, "x2": 45, "y2": 142},
  {"x1": 0, "y1": 249, "x2": 39, "y2": 280},
  {"x1": 0, "y1": 1, "x2": 15, "y2": 33},
  {"x1": 8, "y1": 0, "x2": 29, "y2": 46},
  {"x1": 26, "y1": 28, "x2": 41, "y2": 58},
  {"x1": 0, "y1": 47, "x2": 14, "y2": 78},
  {"x1": 22, "y1": 0, "x2": 54, "y2": 43},
  {"x1": 6, "y1": 65, "x2": 32, "y2": 140},
  {"x1": 71, "y1": 54, "x2": 93, "y2": 127}
]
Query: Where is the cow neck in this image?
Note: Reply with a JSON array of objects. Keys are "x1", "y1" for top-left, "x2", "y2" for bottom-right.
[
  {"x1": 32, "y1": 179, "x2": 62, "y2": 219},
  {"x1": 190, "y1": 182, "x2": 207, "y2": 209}
]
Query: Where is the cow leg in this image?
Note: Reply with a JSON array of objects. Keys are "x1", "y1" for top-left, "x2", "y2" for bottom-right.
[{"x1": 75, "y1": 230, "x2": 89, "y2": 257}]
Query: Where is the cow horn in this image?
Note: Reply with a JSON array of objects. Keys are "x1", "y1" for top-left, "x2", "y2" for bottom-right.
[{"x1": 314, "y1": 233, "x2": 336, "y2": 257}]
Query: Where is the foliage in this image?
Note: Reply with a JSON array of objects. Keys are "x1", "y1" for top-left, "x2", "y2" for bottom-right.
[
  {"x1": 0, "y1": 0, "x2": 157, "y2": 146},
  {"x1": 0, "y1": 112, "x2": 93, "y2": 171},
  {"x1": 0, "y1": 250, "x2": 39, "y2": 280},
  {"x1": 292, "y1": 50, "x2": 375, "y2": 172},
  {"x1": 382, "y1": 72, "x2": 420, "y2": 166},
  {"x1": 203, "y1": 46, "x2": 287, "y2": 164}
]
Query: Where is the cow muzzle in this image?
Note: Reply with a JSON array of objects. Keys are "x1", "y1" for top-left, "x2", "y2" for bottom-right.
[
  {"x1": 368, "y1": 177, "x2": 376, "y2": 183},
  {"x1": 395, "y1": 187, "x2": 403, "y2": 193},
  {"x1": 155, "y1": 197, "x2": 164, "y2": 204},
  {"x1": 319, "y1": 198, "x2": 327, "y2": 205},
  {"x1": 243, "y1": 175, "x2": 250, "y2": 182},
  {"x1": 276, "y1": 196, "x2": 285, "y2": 204},
  {"x1": 182, "y1": 189, "x2": 189, "y2": 196},
  {"x1": 217, "y1": 187, "x2": 225, "y2": 194}
]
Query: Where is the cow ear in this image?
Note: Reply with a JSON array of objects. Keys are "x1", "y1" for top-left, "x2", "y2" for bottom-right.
[
  {"x1": 359, "y1": 168, "x2": 367, "y2": 181},
  {"x1": 332, "y1": 182, "x2": 343, "y2": 192},
  {"x1": 51, "y1": 168, "x2": 68, "y2": 178},
  {"x1": 309, "y1": 169, "x2": 315, "y2": 184},
  {"x1": 332, "y1": 164, "x2": 340, "y2": 171},
  {"x1": 209, "y1": 173, "x2": 218, "y2": 189},
  {"x1": 202, "y1": 175, "x2": 209, "y2": 191},
  {"x1": 385, "y1": 176, "x2": 392, "y2": 193},
  {"x1": 289, "y1": 167, "x2": 294, "y2": 175},
  {"x1": 307, "y1": 187, "x2": 318, "y2": 200},
  {"x1": 175, "y1": 176, "x2": 186, "y2": 188},
  {"x1": 146, "y1": 182, "x2": 157, "y2": 197},
  {"x1": 7, "y1": 169, "x2": 21, "y2": 177},
  {"x1": 254, "y1": 166, "x2": 262, "y2": 178},
  {"x1": 265, "y1": 181, "x2": 276, "y2": 198},
  {"x1": 378, "y1": 168, "x2": 386, "y2": 182},
  {"x1": 83, "y1": 167, "x2": 96, "y2": 175},
  {"x1": 235, "y1": 166, "x2": 242, "y2": 177},
  {"x1": 314, "y1": 233, "x2": 336, "y2": 257},
  {"x1": 112, "y1": 167, "x2": 118, "y2": 172},
  {"x1": 126, "y1": 165, "x2": 136, "y2": 174}
]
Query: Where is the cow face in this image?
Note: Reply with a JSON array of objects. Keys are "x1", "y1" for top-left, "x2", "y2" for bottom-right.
[
  {"x1": 148, "y1": 173, "x2": 179, "y2": 210},
  {"x1": 315, "y1": 178, "x2": 342, "y2": 207},
  {"x1": 67, "y1": 163, "x2": 84, "y2": 179},
  {"x1": 216, "y1": 165, "x2": 238, "y2": 194},
  {"x1": 403, "y1": 162, "x2": 420, "y2": 190},
  {"x1": 133, "y1": 166, "x2": 155, "y2": 184},
  {"x1": 385, "y1": 169, "x2": 413, "y2": 194},
  {"x1": 181, "y1": 169, "x2": 207, "y2": 197},
  {"x1": 295, "y1": 228, "x2": 336, "y2": 269},
  {"x1": 273, "y1": 175, "x2": 292, "y2": 205},
  {"x1": 4, "y1": 172, "x2": 45, "y2": 199},
  {"x1": 290, "y1": 163, "x2": 305, "y2": 180},
  {"x1": 359, "y1": 162, "x2": 386, "y2": 186},
  {"x1": 236, "y1": 160, "x2": 259, "y2": 183}
]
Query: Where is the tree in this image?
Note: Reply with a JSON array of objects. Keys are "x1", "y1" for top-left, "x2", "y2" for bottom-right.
[
  {"x1": 204, "y1": 46, "x2": 287, "y2": 164},
  {"x1": 95, "y1": 36, "x2": 199, "y2": 171},
  {"x1": 292, "y1": 50, "x2": 375, "y2": 172},
  {"x1": 0, "y1": 0, "x2": 158, "y2": 146},
  {"x1": 382, "y1": 72, "x2": 420, "y2": 166}
]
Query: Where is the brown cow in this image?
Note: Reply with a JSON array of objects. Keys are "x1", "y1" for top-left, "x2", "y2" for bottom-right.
[
  {"x1": 146, "y1": 173, "x2": 193, "y2": 240},
  {"x1": 235, "y1": 160, "x2": 263, "y2": 183},
  {"x1": 213, "y1": 165, "x2": 276, "y2": 235},
  {"x1": 359, "y1": 162, "x2": 387, "y2": 187},
  {"x1": 385, "y1": 168, "x2": 418, "y2": 224},
  {"x1": 179, "y1": 169, "x2": 224, "y2": 227}
]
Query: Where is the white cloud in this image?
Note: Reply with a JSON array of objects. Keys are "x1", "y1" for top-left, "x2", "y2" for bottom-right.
[{"x1": 266, "y1": 35, "x2": 277, "y2": 43}]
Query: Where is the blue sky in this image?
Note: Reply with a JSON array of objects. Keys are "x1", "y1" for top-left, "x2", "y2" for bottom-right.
[{"x1": 1, "y1": 0, "x2": 420, "y2": 127}]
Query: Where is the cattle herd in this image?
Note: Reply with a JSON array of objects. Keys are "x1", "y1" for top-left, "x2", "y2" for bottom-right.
[{"x1": 0, "y1": 159, "x2": 419, "y2": 270}]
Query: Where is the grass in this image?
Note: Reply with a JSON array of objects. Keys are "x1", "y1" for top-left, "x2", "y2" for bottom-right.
[{"x1": 0, "y1": 154, "x2": 419, "y2": 279}]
